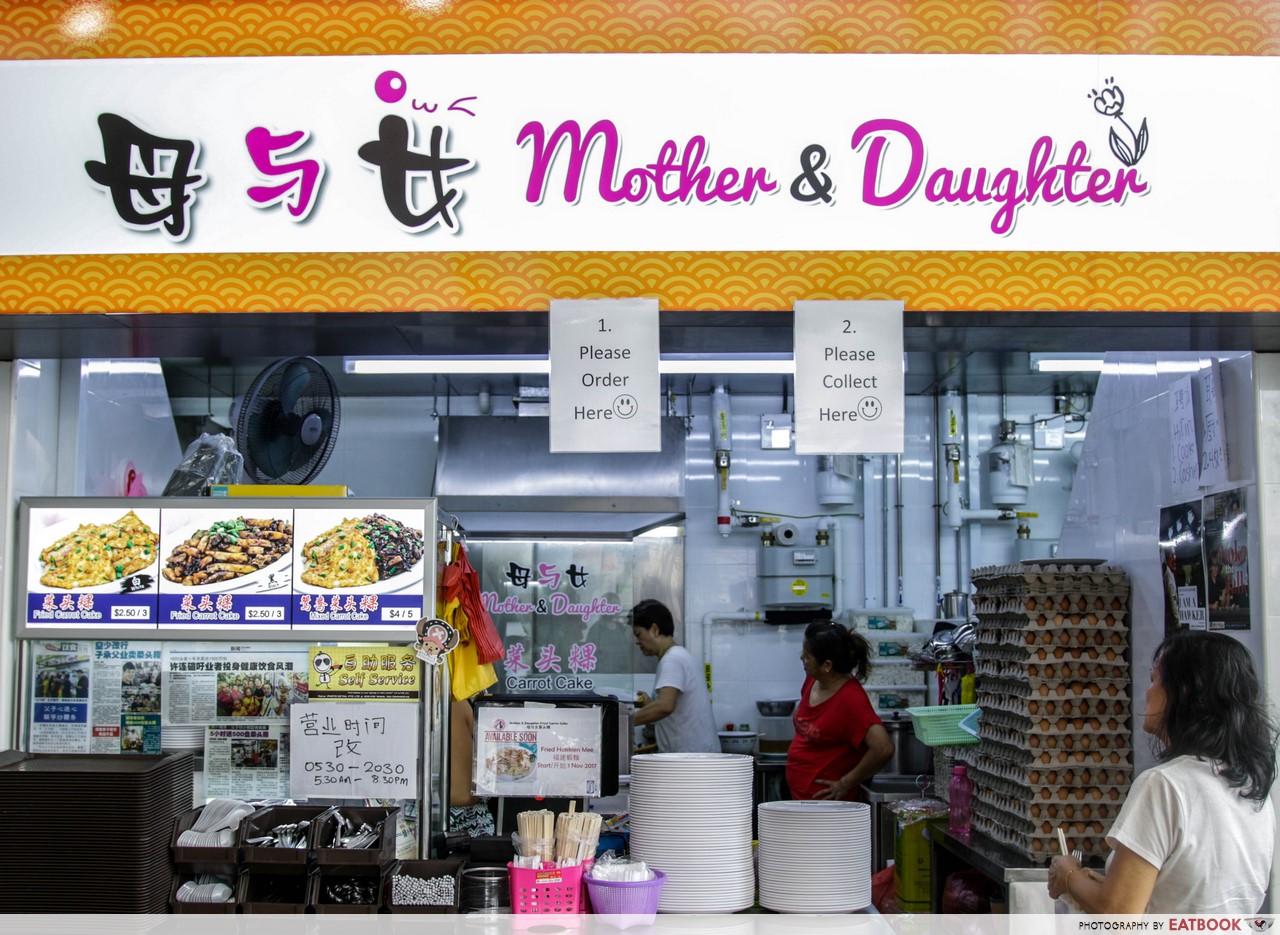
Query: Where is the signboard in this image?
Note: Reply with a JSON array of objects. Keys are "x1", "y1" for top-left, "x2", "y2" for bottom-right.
[
  {"x1": 25, "y1": 506, "x2": 162, "y2": 628},
  {"x1": 1196, "y1": 360, "x2": 1229, "y2": 487},
  {"x1": 2, "y1": 55, "x2": 1280, "y2": 253},
  {"x1": 291, "y1": 508, "x2": 428, "y2": 628},
  {"x1": 474, "y1": 704, "x2": 603, "y2": 798},
  {"x1": 15, "y1": 497, "x2": 433, "y2": 639},
  {"x1": 550, "y1": 298, "x2": 660, "y2": 453},
  {"x1": 793, "y1": 300, "x2": 904, "y2": 454},
  {"x1": 157, "y1": 507, "x2": 293, "y2": 628},
  {"x1": 290, "y1": 702, "x2": 418, "y2": 798},
  {"x1": 307, "y1": 645, "x2": 421, "y2": 701},
  {"x1": 1169, "y1": 375, "x2": 1200, "y2": 498}
]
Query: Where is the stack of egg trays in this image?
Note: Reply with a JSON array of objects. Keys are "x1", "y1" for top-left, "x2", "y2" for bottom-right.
[{"x1": 968, "y1": 562, "x2": 1132, "y2": 862}]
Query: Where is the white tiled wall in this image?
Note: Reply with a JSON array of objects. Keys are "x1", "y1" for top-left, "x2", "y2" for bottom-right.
[{"x1": 678, "y1": 390, "x2": 1085, "y2": 732}]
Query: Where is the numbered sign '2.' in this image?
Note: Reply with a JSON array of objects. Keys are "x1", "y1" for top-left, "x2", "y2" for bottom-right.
[{"x1": 793, "y1": 300, "x2": 904, "y2": 454}]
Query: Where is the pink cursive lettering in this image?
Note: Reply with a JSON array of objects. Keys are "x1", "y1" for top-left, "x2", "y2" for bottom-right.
[
  {"x1": 517, "y1": 119, "x2": 777, "y2": 205},
  {"x1": 850, "y1": 121, "x2": 1149, "y2": 235}
]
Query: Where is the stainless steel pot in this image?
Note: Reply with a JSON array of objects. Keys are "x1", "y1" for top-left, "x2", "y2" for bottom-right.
[
  {"x1": 879, "y1": 714, "x2": 933, "y2": 777},
  {"x1": 941, "y1": 590, "x2": 970, "y2": 620}
]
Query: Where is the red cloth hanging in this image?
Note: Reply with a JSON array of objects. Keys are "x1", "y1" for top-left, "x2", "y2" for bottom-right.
[{"x1": 443, "y1": 542, "x2": 505, "y2": 665}]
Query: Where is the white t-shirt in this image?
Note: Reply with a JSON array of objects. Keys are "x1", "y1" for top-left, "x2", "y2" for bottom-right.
[
  {"x1": 1106, "y1": 754, "x2": 1275, "y2": 912},
  {"x1": 653, "y1": 645, "x2": 720, "y2": 754}
]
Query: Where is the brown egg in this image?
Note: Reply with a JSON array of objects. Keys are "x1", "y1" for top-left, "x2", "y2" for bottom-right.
[
  {"x1": 1079, "y1": 735, "x2": 1092, "y2": 749},
  {"x1": 1108, "y1": 788, "x2": 1120, "y2": 800},
  {"x1": 1024, "y1": 598, "x2": 1038, "y2": 611},
  {"x1": 1057, "y1": 786, "x2": 1070, "y2": 800}
]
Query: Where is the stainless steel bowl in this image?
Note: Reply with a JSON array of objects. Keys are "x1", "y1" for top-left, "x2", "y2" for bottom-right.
[{"x1": 755, "y1": 699, "x2": 798, "y2": 717}]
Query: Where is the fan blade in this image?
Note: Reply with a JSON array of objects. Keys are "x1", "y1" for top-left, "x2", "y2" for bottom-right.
[
  {"x1": 277, "y1": 360, "x2": 313, "y2": 413},
  {"x1": 246, "y1": 406, "x2": 295, "y2": 480}
]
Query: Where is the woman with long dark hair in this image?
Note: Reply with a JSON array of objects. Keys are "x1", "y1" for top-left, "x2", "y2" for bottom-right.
[
  {"x1": 1048, "y1": 632, "x2": 1277, "y2": 912},
  {"x1": 785, "y1": 621, "x2": 895, "y2": 801}
]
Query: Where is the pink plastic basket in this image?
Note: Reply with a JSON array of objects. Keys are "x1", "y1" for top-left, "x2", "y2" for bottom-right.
[
  {"x1": 584, "y1": 870, "x2": 667, "y2": 922},
  {"x1": 507, "y1": 862, "x2": 585, "y2": 914}
]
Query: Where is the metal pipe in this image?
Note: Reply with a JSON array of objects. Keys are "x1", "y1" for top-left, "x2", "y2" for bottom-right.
[
  {"x1": 712, "y1": 384, "x2": 732, "y2": 537},
  {"x1": 894, "y1": 454, "x2": 904, "y2": 606},
  {"x1": 881, "y1": 455, "x2": 891, "y2": 607},
  {"x1": 933, "y1": 395, "x2": 943, "y2": 612}
]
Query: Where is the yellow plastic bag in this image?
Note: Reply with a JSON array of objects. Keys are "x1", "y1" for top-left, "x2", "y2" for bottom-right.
[{"x1": 445, "y1": 601, "x2": 497, "y2": 701}]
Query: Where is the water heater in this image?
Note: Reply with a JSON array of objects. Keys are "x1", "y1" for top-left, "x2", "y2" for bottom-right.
[{"x1": 757, "y1": 525, "x2": 834, "y2": 611}]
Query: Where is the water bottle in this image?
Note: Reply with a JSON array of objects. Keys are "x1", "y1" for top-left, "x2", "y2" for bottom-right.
[{"x1": 948, "y1": 765, "x2": 973, "y2": 836}]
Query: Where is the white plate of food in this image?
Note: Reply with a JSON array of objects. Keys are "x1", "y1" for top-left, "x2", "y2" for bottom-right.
[
  {"x1": 29, "y1": 511, "x2": 161, "y2": 593},
  {"x1": 293, "y1": 512, "x2": 426, "y2": 595},
  {"x1": 158, "y1": 516, "x2": 294, "y2": 594},
  {"x1": 484, "y1": 745, "x2": 538, "y2": 782}
]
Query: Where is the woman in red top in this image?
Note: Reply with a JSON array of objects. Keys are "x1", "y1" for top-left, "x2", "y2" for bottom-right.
[{"x1": 786, "y1": 621, "x2": 895, "y2": 801}]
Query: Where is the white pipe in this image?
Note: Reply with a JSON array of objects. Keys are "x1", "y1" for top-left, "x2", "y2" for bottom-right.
[
  {"x1": 712, "y1": 384, "x2": 732, "y2": 537},
  {"x1": 700, "y1": 611, "x2": 764, "y2": 697},
  {"x1": 817, "y1": 517, "x2": 843, "y2": 617},
  {"x1": 944, "y1": 468, "x2": 1007, "y2": 528}
]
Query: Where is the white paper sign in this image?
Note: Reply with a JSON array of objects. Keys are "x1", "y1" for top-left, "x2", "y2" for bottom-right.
[
  {"x1": 1197, "y1": 360, "x2": 1229, "y2": 486},
  {"x1": 290, "y1": 701, "x2": 418, "y2": 798},
  {"x1": 793, "y1": 300, "x2": 904, "y2": 454},
  {"x1": 474, "y1": 705, "x2": 603, "y2": 798},
  {"x1": 550, "y1": 298, "x2": 659, "y2": 452},
  {"x1": 1169, "y1": 375, "x2": 1200, "y2": 497}
]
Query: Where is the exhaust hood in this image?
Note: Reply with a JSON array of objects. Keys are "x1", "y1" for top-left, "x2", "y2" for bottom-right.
[{"x1": 433, "y1": 416, "x2": 686, "y2": 539}]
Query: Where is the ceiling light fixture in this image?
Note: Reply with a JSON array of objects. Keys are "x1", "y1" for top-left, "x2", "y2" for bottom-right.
[
  {"x1": 345, "y1": 354, "x2": 801, "y2": 375},
  {"x1": 1029, "y1": 354, "x2": 1105, "y2": 373}
]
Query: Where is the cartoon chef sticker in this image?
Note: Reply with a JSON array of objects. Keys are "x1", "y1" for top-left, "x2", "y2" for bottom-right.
[
  {"x1": 414, "y1": 617, "x2": 460, "y2": 665},
  {"x1": 312, "y1": 651, "x2": 334, "y2": 684}
]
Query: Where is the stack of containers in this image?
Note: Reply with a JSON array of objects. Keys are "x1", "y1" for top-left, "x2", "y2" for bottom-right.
[
  {"x1": 849, "y1": 607, "x2": 928, "y2": 713},
  {"x1": 968, "y1": 561, "x2": 1133, "y2": 861},
  {"x1": 309, "y1": 805, "x2": 400, "y2": 913}
]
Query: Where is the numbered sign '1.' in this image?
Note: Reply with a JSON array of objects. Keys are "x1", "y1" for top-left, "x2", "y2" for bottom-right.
[
  {"x1": 549, "y1": 298, "x2": 660, "y2": 452},
  {"x1": 793, "y1": 300, "x2": 904, "y2": 454}
]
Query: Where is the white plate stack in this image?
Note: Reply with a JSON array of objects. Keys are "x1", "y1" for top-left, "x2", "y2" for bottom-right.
[
  {"x1": 628, "y1": 752, "x2": 755, "y2": 913},
  {"x1": 757, "y1": 800, "x2": 872, "y2": 912}
]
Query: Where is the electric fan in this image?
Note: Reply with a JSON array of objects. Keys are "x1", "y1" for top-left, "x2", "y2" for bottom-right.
[{"x1": 235, "y1": 357, "x2": 342, "y2": 485}]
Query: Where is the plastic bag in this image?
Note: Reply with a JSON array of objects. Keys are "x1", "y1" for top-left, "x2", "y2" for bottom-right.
[
  {"x1": 588, "y1": 852, "x2": 652, "y2": 882},
  {"x1": 871, "y1": 865, "x2": 900, "y2": 914},
  {"x1": 942, "y1": 869, "x2": 993, "y2": 913},
  {"x1": 445, "y1": 601, "x2": 497, "y2": 701},
  {"x1": 162, "y1": 432, "x2": 243, "y2": 495}
]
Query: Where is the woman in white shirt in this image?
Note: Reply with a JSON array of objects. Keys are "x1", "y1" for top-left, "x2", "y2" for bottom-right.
[{"x1": 1047, "y1": 631, "x2": 1278, "y2": 912}]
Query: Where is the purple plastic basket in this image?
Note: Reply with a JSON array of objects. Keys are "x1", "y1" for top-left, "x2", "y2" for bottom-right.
[{"x1": 584, "y1": 869, "x2": 666, "y2": 920}]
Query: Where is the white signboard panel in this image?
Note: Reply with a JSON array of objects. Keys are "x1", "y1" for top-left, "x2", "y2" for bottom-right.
[
  {"x1": 1196, "y1": 360, "x2": 1230, "y2": 486},
  {"x1": 550, "y1": 298, "x2": 659, "y2": 453},
  {"x1": 793, "y1": 300, "x2": 904, "y2": 454},
  {"x1": 473, "y1": 704, "x2": 603, "y2": 798},
  {"x1": 290, "y1": 701, "x2": 418, "y2": 798},
  {"x1": 2, "y1": 56, "x2": 1280, "y2": 254},
  {"x1": 1169, "y1": 375, "x2": 1200, "y2": 498}
]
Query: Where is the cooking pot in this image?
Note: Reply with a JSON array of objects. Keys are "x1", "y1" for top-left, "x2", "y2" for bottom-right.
[
  {"x1": 879, "y1": 713, "x2": 933, "y2": 777},
  {"x1": 941, "y1": 590, "x2": 970, "y2": 620}
]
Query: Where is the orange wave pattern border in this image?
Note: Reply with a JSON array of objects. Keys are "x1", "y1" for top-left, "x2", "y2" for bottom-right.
[
  {"x1": 1, "y1": 1, "x2": 1278, "y2": 59},
  {"x1": 1, "y1": 3, "x2": 1276, "y2": 313},
  {"x1": 2, "y1": 252, "x2": 1277, "y2": 314}
]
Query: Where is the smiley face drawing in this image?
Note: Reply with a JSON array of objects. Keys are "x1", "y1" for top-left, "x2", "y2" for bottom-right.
[
  {"x1": 613, "y1": 394, "x2": 638, "y2": 419},
  {"x1": 858, "y1": 396, "x2": 884, "y2": 421}
]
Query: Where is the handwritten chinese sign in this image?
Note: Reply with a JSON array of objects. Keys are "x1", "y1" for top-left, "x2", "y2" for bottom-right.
[{"x1": 289, "y1": 702, "x2": 418, "y2": 798}]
